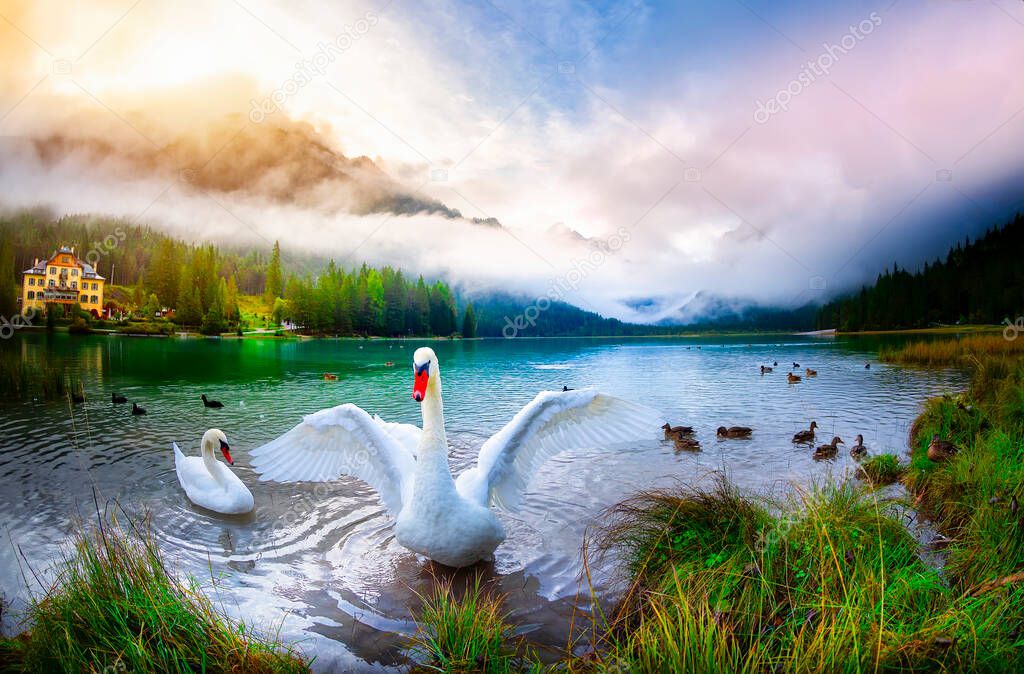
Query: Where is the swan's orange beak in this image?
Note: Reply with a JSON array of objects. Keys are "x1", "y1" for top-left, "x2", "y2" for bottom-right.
[
  {"x1": 219, "y1": 439, "x2": 234, "y2": 465},
  {"x1": 413, "y1": 363, "x2": 429, "y2": 403}
]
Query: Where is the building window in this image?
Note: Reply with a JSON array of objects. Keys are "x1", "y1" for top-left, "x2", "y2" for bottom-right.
[
  {"x1": 94, "y1": 283, "x2": 99, "y2": 290},
  {"x1": 27, "y1": 291, "x2": 34, "y2": 300},
  {"x1": 28, "y1": 278, "x2": 34, "y2": 286},
  {"x1": 72, "y1": 269, "x2": 79, "y2": 276},
  {"x1": 48, "y1": 267, "x2": 56, "y2": 274},
  {"x1": 80, "y1": 295, "x2": 88, "y2": 303},
  {"x1": 48, "y1": 279, "x2": 55, "y2": 287},
  {"x1": 71, "y1": 282, "x2": 77, "y2": 289},
  {"x1": 91, "y1": 295, "x2": 99, "y2": 304}
]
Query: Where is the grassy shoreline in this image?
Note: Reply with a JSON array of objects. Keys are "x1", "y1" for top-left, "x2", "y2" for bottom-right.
[{"x1": 0, "y1": 511, "x2": 309, "y2": 673}]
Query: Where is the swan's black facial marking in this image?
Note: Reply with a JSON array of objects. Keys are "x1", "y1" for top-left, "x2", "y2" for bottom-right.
[
  {"x1": 219, "y1": 438, "x2": 234, "y2": 465},
  {"x1": 413, "y1": 361, "x2": 431, "y2": 402}
]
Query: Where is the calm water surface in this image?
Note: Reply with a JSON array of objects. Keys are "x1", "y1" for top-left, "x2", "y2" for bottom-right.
[{"x1": 0, "y1": 334, "x2": 965, "y2": 670}]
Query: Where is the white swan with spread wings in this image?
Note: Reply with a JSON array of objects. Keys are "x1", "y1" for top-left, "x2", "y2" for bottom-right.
[{"x1": 250, "y1": 347, "x2": 658, "y2": 567}]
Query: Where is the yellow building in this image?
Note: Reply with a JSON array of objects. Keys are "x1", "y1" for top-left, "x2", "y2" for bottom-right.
[{"x1": 22, "y1": 246, "x2": 106, "y2": 317}]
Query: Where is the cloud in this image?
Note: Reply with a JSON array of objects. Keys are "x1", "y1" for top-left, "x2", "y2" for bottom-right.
[{"x1": 1, "y1": 0, "x2": 1023, "y2": 323}]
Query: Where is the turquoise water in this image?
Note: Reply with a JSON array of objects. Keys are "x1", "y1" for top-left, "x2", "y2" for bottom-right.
[{"x1": 0, "y1": 333, "x2": 965, "y2": 670}]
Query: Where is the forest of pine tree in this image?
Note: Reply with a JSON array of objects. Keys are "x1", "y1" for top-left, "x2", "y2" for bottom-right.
[
  {"x1": 816, "y1": 213, "x2": 1024, "y2": 331},
  {"x1": 0, "y1": 210, "x2": 462, "y2": 336}
]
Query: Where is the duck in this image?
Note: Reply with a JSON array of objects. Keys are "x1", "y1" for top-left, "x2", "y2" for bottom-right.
[
  {"x1": 323, "y1": 373, "x2": 338, "y2": 381},
  {"x1": 773, "y1": 361, "x2": 778, "y2": 366},
  {"x1": 927, "y1": 435, "x2": 959, "y2": 462},
  {"x1": 717, "y1": 426, "x2": 753, "y2": 439},
  {"x1": 673, "y1": 436, "x2": 701, "y2": 451},
  {"x1": 760, "y1": 365, "x2": 773, "y2": 374},
  {"x1": 201, "y1": 394, "x2": 224, "y2": 409},
  {"x1": 173, "y1": 429, "x2": 254, "y2": 514},
  {"x1": 132, "y1": 402, "x2": 147, "y2": 416},
  {"x1": 813, "y1": 436, "x2": 844, "y2": 460},
  {"x1": 662, "y1": 422, "x2": 694, "y2": 439},
  {"x1": 850, "y1": 434, "x2": 868, "y2": 459},
  {"x1": 805, "y1": 368, "x2": 817, "y2": 377},
  {"x1": 792, "y1": 362, "x2": 800, "y2": 368},
  {"x1": 792, "y1": 421, "x2": 818, "y2": 443},
  {"x1": 563, "y1": 385, "x2": 574, "y2": 392},
  {"x1": 111, "y1": 392, "x2": 128, "y2": 404},
  {"x1": 71, "y1": 390, "x2": 86, "y2": 404},
  {"x1": 787, "y1": 373, "x2": 802, "y2": 383},
  {"x1": 865, "y1": 363, "x2": 871, "y2": 369},
  {"x1": 250, "y1": 347, "x2": 658, "y2": 567}
]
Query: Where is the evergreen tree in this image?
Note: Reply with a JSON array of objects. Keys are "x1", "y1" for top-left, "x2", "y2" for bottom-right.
[
  {"x1": 132, "y1": 277, "x2": 145, "y2": 308},
  {"x1": 272, "y1": 297, "x2": 288, "y2": 326},
  {"x1": 462, "y1": 303, "x2": 477, "y2": 338},
  {"x1": 225, "y1": 274, "x2": 240, "y2": 322},
  {"x1": 0, "y1": 238, "x2": 17, "y2": 316},
  {"x1": 265, "y1": 241, "x2": 283, "y2": 305},
  {"x1": 176, "y1": 266, "x2": 202, "y2": 326},
  {"x1": 201, "y1": 280, "x2": 227, "y2": 335},
  {"x1": 142, "y1": 293, "x2": 161, "y2": 318},
  {"x1": 148, "y1": 239, "x2": 180, "y2": 307}
]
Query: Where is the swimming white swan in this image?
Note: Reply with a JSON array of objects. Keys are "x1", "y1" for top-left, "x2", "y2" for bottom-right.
[
  {"x1": 251, "y1": 347, "x2": 659, "y2": 567},
  {"x1": 173, "y1": 429, "x2": 255, "y2": 514}
]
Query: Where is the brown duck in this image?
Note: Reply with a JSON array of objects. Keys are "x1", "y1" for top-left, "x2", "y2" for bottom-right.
[
  {"x1": 673, "y1": 436, "x2": 702, "y2": 451},
  {"x1": 927, "y1": 435, "x2": 959, "y2": 462},
  {"x1": 787, "y1": 373, "x2": 802, "y2": 383},
  {"x1": 792, "y1": 421, "x2": 818, "y2": 443},
  {"x1": 813, "y1": 436, "x2": 844, "y2": 460},
  {"x1": 849, "y1": 434, "x2": 868, "y2": 459},
  {"x1": 805, "y1": 368, "x2": 817, "y2": 377},
  {"x1": 662, "y1": 423, "x2": 694, "y2": 439},
  {"x1": 717, "y1": 426, "x2": 753, "y2": 439}
]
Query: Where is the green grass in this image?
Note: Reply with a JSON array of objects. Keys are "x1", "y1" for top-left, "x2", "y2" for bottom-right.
[
  {"x1": 901, "y1": 355, "x2": 1024, "y2": 588},
  {"x1": 409, "y1": 574, "x2": 540, "y2": 674},
  {"x1": 582, "y1": 476, "x2": 1024, "y2": 672},
  {"x1": 858, "y1": 454, "x2": 904, "y2": 486},
  {"x1": 880, "y1": 333, "x2": 1024, "y2": 367},
  {"x1": 0, "y1": 511, "x2": 309, "y2": 673}
]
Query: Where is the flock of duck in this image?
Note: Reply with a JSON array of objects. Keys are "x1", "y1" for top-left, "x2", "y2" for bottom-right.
[
  {"x1": 659, "y1": 359, "x2": 881, "y2": 459},
  {"x1": 661, "y1": 419, "x2": 868, "y2": 460},
  {"x1": 85, "y1": 390, "x2": 226, "y2": 417}
]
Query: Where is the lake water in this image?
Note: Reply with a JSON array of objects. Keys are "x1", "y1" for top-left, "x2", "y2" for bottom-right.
[{"x1": 0, "y1": 333, "x2": 965, "y2": 671}]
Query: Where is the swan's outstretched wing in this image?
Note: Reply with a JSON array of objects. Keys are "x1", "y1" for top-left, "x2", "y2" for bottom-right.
[
  {"x1": 250, "y1": 404, "x2": 416, "y2": 516},
  {"x1": 372, "y1": 414, "x2": 421, "y2": 456},
  {"x1": 455, "y1": 389, "x2": 660, "y2": 510}
]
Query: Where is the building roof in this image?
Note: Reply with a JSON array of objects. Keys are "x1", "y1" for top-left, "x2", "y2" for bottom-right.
[{"x1": 22, "y1": 248, "x2": 106, "y2": 280}]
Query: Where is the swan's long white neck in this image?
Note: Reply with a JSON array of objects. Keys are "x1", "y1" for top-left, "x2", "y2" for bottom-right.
[
  {"x1": 415, "y1": 363, "x2": 455, "y2": 487},
  {"x1": 201, "y1": 440, "x2": 225, "y2": 484}
]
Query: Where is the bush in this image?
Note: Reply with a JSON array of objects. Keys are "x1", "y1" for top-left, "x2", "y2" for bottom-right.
[
  {"x1": 67, "y1": 318, "x2": 92, "y2": 335},
  {"x1": 410, "y1": 575, "x2": 537, "y2": 674},
  {"x1": 857, "y1": 454, "x2": 904, "y2": 486}
]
